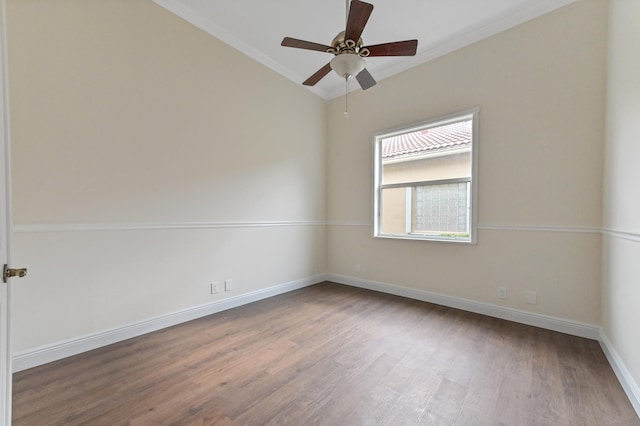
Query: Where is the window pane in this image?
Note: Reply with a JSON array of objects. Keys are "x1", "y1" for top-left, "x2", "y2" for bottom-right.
[
  {"x1": 374, "y1": 108, "x2": 478, "y2": 243},
  {"x1": 413, "y1": 183, "x2": 469, "y2": 235},
  {"x1": 380, "y1": 187, "x2": 408, "y2": 235}
]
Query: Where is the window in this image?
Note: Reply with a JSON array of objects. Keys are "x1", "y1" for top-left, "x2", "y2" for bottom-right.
[{"x1": 373, "y1": 108, "x2": 478, "y2": 243}]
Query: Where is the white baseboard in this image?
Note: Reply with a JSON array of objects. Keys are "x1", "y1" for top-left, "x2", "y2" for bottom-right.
[
  {"x1": 11, "y1": 272, "x2": 602, "y2": 369},
  {"x1": 327, "y1": 273, "x2": 600, "y2": 340},
  {"x1": 12, "y1": 274, "x2": 326, "y2": 372},
  {"x1": 13, "y1": 273, "x2": 637, "y2": 419},
  {"x1": 599, "y1": 331, "x2": 640, "y2": 418}
]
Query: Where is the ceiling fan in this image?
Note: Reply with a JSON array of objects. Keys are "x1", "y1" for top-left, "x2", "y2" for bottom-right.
[{"x1": 281, "y1": 0, "x2": 418, "y2": 91}]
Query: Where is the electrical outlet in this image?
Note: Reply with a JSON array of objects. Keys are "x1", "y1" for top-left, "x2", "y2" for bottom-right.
[
  {"x1": 210, "y1": 282, "x2": 219, "y2": 294},
  {"x1": 225, "y1": 279, "x2": 233, "y2": 292},
  {"x1": 355, "y1": 264, "x2": 361, "y2": 273},
  {"x1": 526, "y1": 290, "x2": 537, "y2": 305},
  {"x1": 498, "y1": 287, "x2": 507, "y2": 300}
]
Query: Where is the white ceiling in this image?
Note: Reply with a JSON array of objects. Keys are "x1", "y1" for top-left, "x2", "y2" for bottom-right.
[{"x1": 153, "y1": 0, "x2": 575, "y2": 100}]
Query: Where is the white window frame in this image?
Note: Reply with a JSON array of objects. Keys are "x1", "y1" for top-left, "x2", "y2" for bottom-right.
[{"x1": 373, "y1": 107, "x2": 479, "y2": 244}]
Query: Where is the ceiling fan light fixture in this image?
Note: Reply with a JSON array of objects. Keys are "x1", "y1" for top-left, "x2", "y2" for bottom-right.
[
  {"x1": 281, "y1": 0, "x2": 417, "y2": 92},
  {"x1": 330, "y1": 54, "x2": 365, "y2": 79}
]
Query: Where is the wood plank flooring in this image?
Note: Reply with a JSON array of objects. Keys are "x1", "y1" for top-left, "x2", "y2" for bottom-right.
[{"x1": 12, "y1": 282, "x2": 639, "y2": 425}]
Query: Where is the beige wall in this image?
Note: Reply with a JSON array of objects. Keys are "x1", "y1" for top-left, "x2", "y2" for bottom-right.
[
  {"x1": 7, "y1": 0, "x2": 327, "y2": 351},
  {"x1": 601, "y1": 0, "x2": 640, "y2": 396},
  {"x1": 327, "y1": 0, "x2": 607, "y2": 324},
  {"x1": 7, "y1": 0, "x2": 625, "y2": 390}
]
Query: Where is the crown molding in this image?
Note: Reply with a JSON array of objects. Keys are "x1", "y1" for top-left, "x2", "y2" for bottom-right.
[
  {"x1": 151, "y1": 0, "x2": 329, "y2": 99},
  {"x1": 153, "y1": 0, "x2": 576, "y2": 101},
  {"x1": 327, "y1": 0, "x2": 578, "y2": 99}
]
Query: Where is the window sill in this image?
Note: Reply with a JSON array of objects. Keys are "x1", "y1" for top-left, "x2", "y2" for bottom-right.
[{"x1": 373, "y1": 233, "x2": 476, "y2": 244}]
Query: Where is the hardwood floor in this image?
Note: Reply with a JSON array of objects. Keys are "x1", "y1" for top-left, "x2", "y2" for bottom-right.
[{"x1": 12, "y1": 282, "x2": 639, "y2": 425}]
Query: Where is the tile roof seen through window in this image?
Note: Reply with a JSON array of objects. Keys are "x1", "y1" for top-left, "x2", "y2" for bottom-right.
[{"x1": 382, "y1": 120, "x2": 472, "y2": 160}]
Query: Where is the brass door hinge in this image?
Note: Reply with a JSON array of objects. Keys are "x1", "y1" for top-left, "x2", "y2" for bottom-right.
[{"x1": 3, "y1": 264, "x2": 27, "y2": 283}]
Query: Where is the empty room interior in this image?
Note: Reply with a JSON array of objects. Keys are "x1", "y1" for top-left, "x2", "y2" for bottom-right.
[{"x1": 3, "y1": 0, "x2": 640, "y2": 424}]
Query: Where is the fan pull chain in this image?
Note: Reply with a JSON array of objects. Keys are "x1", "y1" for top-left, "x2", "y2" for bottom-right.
[{"x1": 344, "y1": 76, "x2": 349, "y2": 118}]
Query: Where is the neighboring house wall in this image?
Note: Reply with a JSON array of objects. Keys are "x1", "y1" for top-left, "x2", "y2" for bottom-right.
[
  {"x1": 601, "y1": 0, "x2": 640, "y2": 405},
  {"x1": 7, "y1": 0, "x2": 326, "y2": 353},
  {"x1": 381, "y1": 152, "x2": 471, "y2": 234},
  {"x1": 327, "y1": 0, "x2": 606, "y2": 325},
  {"x1": 382, "y1": 152, "x2": 471, "y2": 185}
]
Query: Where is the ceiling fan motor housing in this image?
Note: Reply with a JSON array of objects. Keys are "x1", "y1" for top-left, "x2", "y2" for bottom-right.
[{"x1": 328, "y1": 31, "x2": 370, "y2": 57}]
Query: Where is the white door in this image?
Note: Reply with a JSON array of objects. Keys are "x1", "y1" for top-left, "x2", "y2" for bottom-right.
[
  {"x1": 0, "y1": 140, "x2": 10, "y2": 426},
  {"x1": 0, "y1": 0, "x2": 13, "y2": 422}
]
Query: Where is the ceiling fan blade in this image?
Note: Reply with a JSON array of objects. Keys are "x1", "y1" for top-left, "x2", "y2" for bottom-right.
[
  {"x1": 364, "y1": 40, "x2": 418, "y2": 57},
  {"x1": 303, "y1": 63, "x2": 333, "y2": 86},
  {"x1": 345, "y1": 0, "x2": 374, "y2": 43},
  {"x1": 281, "y1": 37, "x2": 333, "y2": 53},
  {"x1": 356, "y1": 68, "x2": 376, "y2": 90}
]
